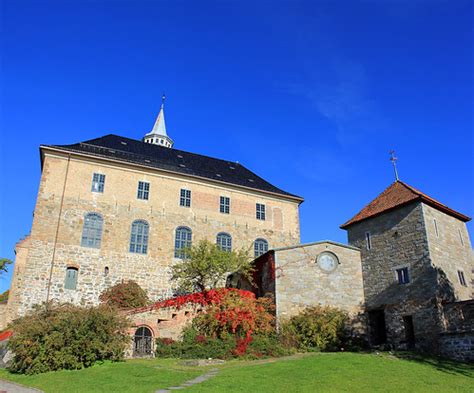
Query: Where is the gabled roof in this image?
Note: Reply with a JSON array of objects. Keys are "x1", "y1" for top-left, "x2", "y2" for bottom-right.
[
  {"x1": 340, "y1": 180, "x2": 470, "y2": 229},
  {"x1": 41, "y1": 134, "x2": 303, "y2": 202}
]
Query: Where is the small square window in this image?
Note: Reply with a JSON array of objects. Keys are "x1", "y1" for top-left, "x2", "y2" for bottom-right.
[
  {"x1": 137, "y1": 181, "x2": 150, "y2": 200},
  {"x1": 256, "y1": 203, "x2": 266, "y2": 220},
  {"x1": 396, "y1": 267, "x2": 410, "y2": 285},
  {"x1": 91, "y1": 173, "x2": 105, "y2": 193},
  {"x1": 220, "y1": 196, "x2": 230, "y2": 214},
  {"x1": 458, "y1": 270, "x2": 467, "y2": 287},
  {"x1": 180, "y1": 189, "x2": 191, "y2": 207}
]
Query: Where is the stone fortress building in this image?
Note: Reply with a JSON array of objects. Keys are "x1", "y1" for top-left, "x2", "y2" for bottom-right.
[{"x1": 3, "y1": 102, "x2": 473, "y2": 360}]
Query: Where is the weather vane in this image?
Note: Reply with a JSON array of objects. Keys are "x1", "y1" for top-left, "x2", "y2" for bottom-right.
[
  {"x1": 161, "y1": 93, "x2": 166, "y2": 107},
  {"x1": 389, "y1": 150, "x2": 399, "y2": 181}
]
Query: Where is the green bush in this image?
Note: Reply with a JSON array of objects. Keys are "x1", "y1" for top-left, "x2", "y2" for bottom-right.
[
  {"x1": 8, "y1": 303, "x2": 130, "y2": 374},
  {"x1": 279, "y1": 305, "x2": 348, "y2": 352},
  {"x1": 155, "y1": 327, "x2": 236, "y2": 359},
  {"x1": 99, "y1": 280, "x2": 149, "y2": 309}
]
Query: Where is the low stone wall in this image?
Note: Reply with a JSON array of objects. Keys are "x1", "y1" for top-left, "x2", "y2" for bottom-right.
[
  {"x1": 124, "y1": 304, "x2": 203, "y2": 357},
  {"x1": 439, "y1": 332, "x2": 474, "y2": 362}
]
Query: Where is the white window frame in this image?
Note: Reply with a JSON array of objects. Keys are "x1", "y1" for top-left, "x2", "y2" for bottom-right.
[
  {"x1": 256, "y1": 203, "x2": 266, "y2": 221},
  {"x1": 91, "y1": 173, "x2": 105, "y2": 193},
  {"x1": 180, "y1": 189, "x2": 191, "y2": 207},
  {"x1": 220, "y1": 196, "x2": 230, "y2": 214},
  {"x1": 137, "y1": 181, "x2": 150, "y2": 200}
]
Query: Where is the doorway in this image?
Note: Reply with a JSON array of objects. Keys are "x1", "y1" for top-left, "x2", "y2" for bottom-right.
[
  {"x1": 368, "y1": 310, "x2": 387, "y2": 346},
  {"x1": 133, "y1": 326, "x2": 153, "y2": 357},
  {"x1": 403, "y1": 315, "x2": 415, "y2": 349}
]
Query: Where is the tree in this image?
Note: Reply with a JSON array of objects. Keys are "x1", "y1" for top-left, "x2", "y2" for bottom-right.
[
  {"x1": 171, "y1": 239, "x2": 253, "y2": 292},
  {"x1": 0, "y1": 258, "x2": 12, "y2": 276},
  {"x1": 99, "y1": 280, "x2": 149, "y2": 309}
]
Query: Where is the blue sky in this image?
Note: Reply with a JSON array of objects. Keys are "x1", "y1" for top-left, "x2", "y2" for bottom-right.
[{"x1": 0, "y1": 0, "x2": 472, "y2": 292}]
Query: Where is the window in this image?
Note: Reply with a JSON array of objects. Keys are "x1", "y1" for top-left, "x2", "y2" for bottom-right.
[
  {"x1": 180, "y1": 189, "x2": 191, "y2": 207},
  {"x1": 256, "y1": 203, "x2": 266, "y2": 220},
  {"x1": 175, "y1": 226, "x2": 192, "y2": 258},
  {"x1": 254, "y1": 238, "x2": 268, "y2": 257},
  {"x1": 216, "y1": 232, "x2": 232, "y2": 252},
  {"x1": 64, "y1": 267, "x2": 78, "y2": 290},
  {"x1": 220, "y1": 196, "x2": 230, "y2": 214},
  {"x1": 137, "y1": 181, "x2": 150, "y2": 200},
  {"x1": 366, "y1": 232, "x2": 372, "y2": 250},
  {"x1": 129, "y1": 220, "x2": 149, "y2": 254},
  {"x1": 434, "y1": 219, "x2": 439, "y2": 238},
  {"x1": 91, "y1": 173, "x2": 105, "y2": 193},
  {"x1": 396, "y1": 267, "x2": 410, "y2": 284},
  {"x1": 458, "y1": 270, "x2": 467, "y2": 287},
  {"x1": 459, "y1": 229, "x2": 464, "y2": 246},
  {"x1": 81, "y1": 213, "x2": 103, "y2": 248}
]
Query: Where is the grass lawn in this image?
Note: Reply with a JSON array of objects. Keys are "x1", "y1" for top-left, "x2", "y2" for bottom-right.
[{"x1": 0, "y1": 352, "x2": 472, "y2": 392}]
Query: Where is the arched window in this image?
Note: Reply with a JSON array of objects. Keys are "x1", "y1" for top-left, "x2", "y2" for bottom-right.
[
  {"x1": 129, "y1": 220, "x2": 149, "y2": 254},
  {"x1": 216, "y1": 232, "x2": 232, "y2": 252},
  {"x1": 64, "y1": 267, "x2": 78, "y2": 290},
  {"x1": 254, "y1": 238, "x2": 268, "y2": 257},
  {"x1": 81, "y1": 213, "x2": 103, "y2": 248},
  {"x1": 175, "y1": 226, "x2": 192, "y2": 258}
]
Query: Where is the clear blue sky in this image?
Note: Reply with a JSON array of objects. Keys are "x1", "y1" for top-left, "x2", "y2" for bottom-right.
[{"x1": 1, "y1": 1, "x2": 473, "y2": 293}]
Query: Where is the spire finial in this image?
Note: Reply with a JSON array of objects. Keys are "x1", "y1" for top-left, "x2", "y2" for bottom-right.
[
  {"x1": 389, "y1": 150, "x2": 399, "y2": 181},
  {"x1": 161, "y1": 93, "x2": 165, "y2": 108}
]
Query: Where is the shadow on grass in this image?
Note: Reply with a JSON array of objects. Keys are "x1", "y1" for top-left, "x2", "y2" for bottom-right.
[{"x1": 392, "y1": 352, "x2": 474, "y2": 378}]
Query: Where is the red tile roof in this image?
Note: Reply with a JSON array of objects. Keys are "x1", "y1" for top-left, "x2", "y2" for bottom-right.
[{"x1": 340, "y1": 180, "x2": 471, "y2": 229}]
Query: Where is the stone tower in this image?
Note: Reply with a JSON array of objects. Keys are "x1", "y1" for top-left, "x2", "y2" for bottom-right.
[
  {"x1": 143, "y1": 96, "x2": 173, "y2": 148},
  {"x1": 340, "y1": 180, "x2": 472, "y2": 351}
]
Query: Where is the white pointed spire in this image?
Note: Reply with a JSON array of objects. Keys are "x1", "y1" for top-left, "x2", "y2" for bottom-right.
[{"x1": 144, "y1": 95, "x2": 174, "y2": 148}]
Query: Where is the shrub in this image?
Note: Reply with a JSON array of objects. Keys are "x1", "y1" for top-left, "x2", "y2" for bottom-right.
[
  {"x1": 191, "y1": 289, "x2": 275, "y2": 355},
  {"x1": 155, "y1": 328, "x2": 236, "y2": 359},
  {"x1": 279, "y1": 305, "x2": 348, "y2": 352},
  {"x1": 8, "y1": 303, "x2": 130, "y2": 374},
  {"x1": 99, "y1": 280, "x2": 149, "y2": 309},
  {"x1": 246, "y1": 334, "x2": 293, "y2": 358}
]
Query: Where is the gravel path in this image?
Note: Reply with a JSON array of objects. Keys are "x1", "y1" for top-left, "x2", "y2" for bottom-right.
[{"x1": 0, "y1": 380, "x2": 43, "y2": 393}]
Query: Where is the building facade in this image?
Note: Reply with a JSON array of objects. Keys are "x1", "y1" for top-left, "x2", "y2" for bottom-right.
[
  {"x1": 5, "y1": 106, "x2": 303, "y2": 325},
  {"x1": 341, "y1": 181, "x2": 472, "y2": 351}
]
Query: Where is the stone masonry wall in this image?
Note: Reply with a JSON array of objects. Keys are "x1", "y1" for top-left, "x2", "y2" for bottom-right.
[
  {"x1": 422, "y1": 204, "x2": 473, "y2": 301},
  {"x1": 346, "y1": 202, "x2": 444, "y2": 350},
  {"x1": 7, "y1": 152, "x2": 301, "y2": 320},
  {"x1": 273, "y1": 242, "x2": 365, "y2": 321}
]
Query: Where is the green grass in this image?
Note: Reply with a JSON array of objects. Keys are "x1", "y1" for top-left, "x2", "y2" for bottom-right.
[{"x1": 0, "y1": 353, "x2": 472, "y2": 392}]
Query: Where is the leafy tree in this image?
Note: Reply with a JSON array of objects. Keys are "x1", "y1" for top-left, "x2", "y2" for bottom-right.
[
  {"x1": 99, "y1": 280, "x2": 149, "y2": 309},
  {"x1": 0, "y1": 258, "x2": 12, "y2": 275},
  {"x1": 171, "y1": 239, "x2": 253, "y2": 292}
]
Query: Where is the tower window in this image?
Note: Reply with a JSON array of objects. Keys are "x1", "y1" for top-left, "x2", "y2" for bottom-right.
[
  {"x1": 81, "y1": 213, "x2": 103, "y2": 248},
  {"x1": 91, "y1": 173, "x2": 105, "y2": 193},
  {"x1": 254, "y1": 238, "x2": 268, "y2": 257},
  {"x1": 137, "y1": 181, "x2": 150, "y2": 200},
  {"x1": 216, "y1": 232, "x2": 232, "y2": 252},
  {"x1": 366, "y1": 232, "x2": 372, "y2": 250},
  {"x1": 180, "y1": 189, "x2": 191, "y2": 207},
  {"x1": 175, "y1": 226, "x2": 192, "y2": 258},
  {"x1": 129, "y1": 220, "x2": 149, "y2": 254},
  {"x1": 396, "y1": 267, "x2": 410, "y2": 284},
  {"x1": 220, "y1": 196, "x2": 230, "y2": 214},
  {"x1": 458, "y1": 270, "x2": 467, "y2": 287},
  {"x1": 434, "y1": 219, "x2": 439, "y2": 238},
  {"x1": 64, "y1": 267, "x2": 78, "y2": 290},
  {"x1": 256, "y1": 203, "x2": 266, "y2": 220},
  {"x1": 458, "y1": 229, "x2": 464, "y2": 246}
]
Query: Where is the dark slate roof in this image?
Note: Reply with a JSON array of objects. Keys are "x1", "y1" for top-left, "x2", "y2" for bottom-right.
[
  {"x1": 340, "y1": 180, "x2": 470, "y2": 229},
  {"x1": 42, "y1": 134, "x2": 303, "y2": 201}
]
